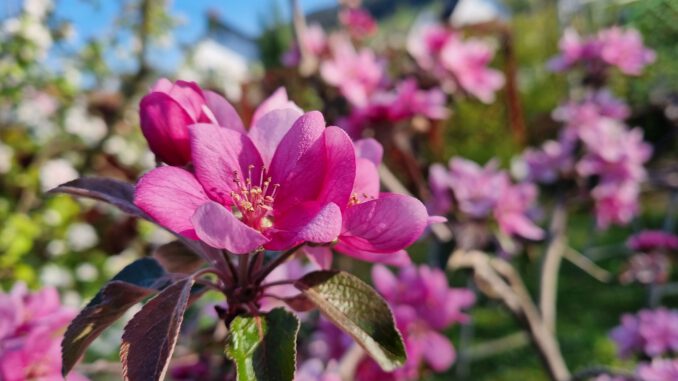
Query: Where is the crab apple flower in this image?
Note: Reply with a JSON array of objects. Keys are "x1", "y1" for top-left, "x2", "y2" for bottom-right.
[
  {"x1": 408, "y1": 23, "x2": 504, "y2": 103},
  {"x1": 637, "y1": 359, "x2": 678, "y2": 381},
  {"x1": 447, "y1": 157, "x2": 507, "y2": 218},
  {"x1": 494, "y1": 182, "x2": 544, "y2": 241},
  {"x1": 610, "y1": 308, "x2": 678, "y2": 358},
  {"x1": 620, "y1": 251, "x2": 671, "y2": 285},
  {"x1": 355, "y1": 265, "x2": 474, "y2": 381},
  {"x1": 339, "y1": 8, "x2": 377, "y2": 39},
  {"x1": 547, "y1": 28, "x2": 602, "y2": 72},
  {"x1": 598, "y1": 27, "x2": 656, "y2": 76},
  {"x1": 321, "y1": 35, "x2": 385, "y2": 107},
  {"x1": 282, "y1": 23, "x2": 327, "y2": 67},
  {"x1": 519, "y1": 139, "x2": 575, "y2": 184},
  {"x1": 553, "y1": 90, "x2": 631, "y2": 141},
  {"x1": 295, "y1": 359, "x2": 341, "y2": 381},
  {"x1": 0, "y1": 283, "x2": 88, "y2": 381},
  {"x1": 439, "y1": 37, "x2": 505, "y2": 103},
  {"x1": 327, "y1": 138, "x2": 431, "y2": 266},
  {"x1": 591, "y1": 182, "x2": 641, "y2": 229},
  {"x1": 135, "y1": 111, "x2": 356, "y2": 254},
  {"x1": 139, "y1": 78, "x2": 246, "y2": 166},
  {"x1": 547, "y1": 26, "x2": 654, "y2": 76},
  {"x1": 627, "y1": 230, "x2": 678, "y2": 253}
]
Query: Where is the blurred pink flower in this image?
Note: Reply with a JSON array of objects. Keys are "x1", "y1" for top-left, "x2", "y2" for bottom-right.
[
  {"x1": 591, "y1": 181, "x2": 641, "y2": 229},
  {"x1": 494, "y1": 182, "x2": 545, "y2": 241},
  {"x1": 339, "y1": 8, "x2": 377, "y2": 39},
  {"x1": 356, "y1": 265, "x2": 474, "y2": 381},
  {"x1": 620, "y1": 252, "x2": 670, "y2": 285},
  {"x1": 321, "y1": 36, "x2": 385, "y2": 107},
  {"x1": 447, "y1": 157, "x2": 507, "y2": 218},
  {"x1": 636, "y1": 359, "x2": 678, "y2": 381},
  {"x1": 627, "y1": 230, "x2": 678, "y2": 253},
  {"x1": 548, "y1": 27, "x2": 654, "y2": 76},
  {"x1": 339, "y1": 78, "x2": 449, "y2": 137},
  {"x1": 553, "y1": 90, "x2": 631, "y2": 141},
  {"x1": 409, "y1": 23, "x2": 504, "y2": 103},
  {"x1": 599, "y1": 27, "x2": 656, "y2": 76},
  {"x1": 520, "y1": 139, "x2": 575, "y2": 184},
  {"x1": 295, "y1": 359, "x2": 342, "y2": 381},
  {"x1": 0, "y1": 283, "x2": 87, "y2": 381},
  {"x1": 610, "y1": 308, "x2": 678, "y2": 358},
  {"x1": 282, "y1": 23, "x2": 327, "y2": 67}
]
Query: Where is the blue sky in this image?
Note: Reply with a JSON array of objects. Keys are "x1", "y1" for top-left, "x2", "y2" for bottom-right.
[{"x1": 54, "y1": 0, "x2": 336, "y2": 72}]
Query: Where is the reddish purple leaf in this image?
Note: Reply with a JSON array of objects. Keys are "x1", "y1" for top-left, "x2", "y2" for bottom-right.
[
  {"x1": 120, "y1": 278, "x2": 194, "y2": 381},
  {"x1": 153, "y1": 241, "x2": 205, "y2": 274},
  {"x1": 48, "y1": 177, "x2": 149, "y2": 219}
]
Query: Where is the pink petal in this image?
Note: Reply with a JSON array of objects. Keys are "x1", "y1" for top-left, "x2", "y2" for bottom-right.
[
  {"x1": 189, "y1": 123, "x2": 264, "y2": 205},
  {"x1": 151, "y1": 79, "x2": 205, "y2": 121},
  {"x1": 353, "y1": 158, "x2": 380, "y2": 199},
  {"x1": 336, "y1": 194, "x2": 428, "y2": 253},
  {"x1": 248, "y1": 108, "x2": 303, "y2": 167},
  {"x1": 371, "y1": 265, "x2": 397, "y2": 298},
  {"x1": 337, "y1": 248, "x2": 412, "y2": 267},
  {"x1": 354, "y1": 138, "x2": 383, "y2": 166},
  {"x1": 191, "y1": 201, "x2": 268, "y2": 254},
  {"x1": 251, "y1": 87, "x2": 302, "y2": 128},
  {"x1": 134, "y1": 166, "x2": 210, "y2": 239},
  {"x1": 315, "y1": 126, "x2": 357, "y2": 207},
  {"x1": 422, "y1": 331, "x2": 455, "y2": 371},
  {"x1": 139, "y1": 92, "x2": 194, "y2": 166},
  {"x1": 269, "y1": 111, "x2": 326, "y2": 187},
  {"x1": 268, "y1": 202, "x2": 342, "y2": 250},
  {"x1": 203, "y1": 90, "x2": 245, "y2": 132}
]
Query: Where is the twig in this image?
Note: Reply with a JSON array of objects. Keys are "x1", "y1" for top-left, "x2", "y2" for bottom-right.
[
  {"x1": 540, "y1": 200, "x2": 568, "y2": 333},
  {"x1": 563, "y1": 248, "x2": 611, "y2": 283},
  {"x1": 467, "y1": 331, "x2": 529, "y2": 361},
  {"x1": 289, "y1": 0, "x2": 316, "y2": 75},
  {"x1": 254, "y1": 244, "x2": 303, "y2": 283},
  {"x1": 337, "y1": 343, "x2": 365, "y2": 381},
  {"x1": 449, "y1": 250, "x2": 571, "y2": 381}
]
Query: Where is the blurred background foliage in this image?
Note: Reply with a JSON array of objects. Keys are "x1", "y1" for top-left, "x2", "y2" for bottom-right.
[{"x1": 0, "y1": 0, "x2": 676, "y2": 380}]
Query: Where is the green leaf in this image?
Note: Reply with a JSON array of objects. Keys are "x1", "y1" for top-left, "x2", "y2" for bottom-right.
[
  {"x1": 62, "y1": 258, "x2": 169, "y2": 376},
  {"x1": 295, "y1": 270, "x2": 406, "y2": 371},
  {"x1": 225, "y1": 308, "x2": 300, "y2": 381},
  {"x1": 120, "y1": 278, "x2": 195, "y2": 381}
]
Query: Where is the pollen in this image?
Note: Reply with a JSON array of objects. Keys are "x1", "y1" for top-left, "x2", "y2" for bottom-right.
[{"x1": 231, "y1": 165, "x2": 278, "y2": 231}]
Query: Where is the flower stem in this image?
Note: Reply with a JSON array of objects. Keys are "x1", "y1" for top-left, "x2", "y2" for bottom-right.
[
  {"x1": 239, "y1": 254, "x2": 250, "y2": 286},
  {"x1": 254, "y1": 244, "x2": 303, "y2": 284}
]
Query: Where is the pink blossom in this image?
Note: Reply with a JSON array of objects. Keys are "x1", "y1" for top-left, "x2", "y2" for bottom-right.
[
  {"x1": 620, "y1": 252, "x2": 670, "y2": 285},
  {"x1": 320, "y1": 35, "x2": 385, "y2": 107},
  {"x1": 295, "y1": 359, "x2": 342, "y2": 381},
  {"x1": 627, "y1": 230, "x2": 678, "y2": 253},
  {"x1": 136, "y1": 110, "x2": 356, "y2": 254},
  {"x1": 610, "y1": 308, "x2": 678, "y2": 358},
  {"x1": 591, "y1": 181, "x2": 641, "y2": 229},
  {"x1": 339, "y1": 79, "x2": 449, "y2": 137},
  {"x1": 636, "y1": 359, "x2": 678, "y2": 381},
  {"x1": 520, "y1": 139, "x2": 575, "y2": 184},
  {"x1": 439, "y1": 37, "x2": 505, "y2": 103},
  {"x1": 409, "y1": 23, "x2": 504, "y2": 103},
  {"x1": 548, "y1": 27, "x2": 654, "y2": 75},
  {"x1": 0, "y1": 283, "x2": 87, "y2": 381},
  {"x1": 553, "y1": 90, "x2": 631, "y2": 140},
  {"x1": 139, "y1": 78, "x2": 246, "y2": 166},
  {"x1": 547, "y1": 28, "x2": 602, "y2": 72},
  {"x1": 447, "y1": 157, "x2": 507, "y2": 218},
  {"x1": 356, "y1": 265, "x2": 474, "y2": 380},
  {"x1": 331, "y1": 138, "x2": 431, "y2": 264},
  {"x1": 494, "y1": 182, "x2": 545, "y2": 240},
  {"x1": 282, "y1": 24, "x2": 328, "y2": 67},
  {"x1": 339, "y1": 8, "x2": 377, "y2": 39},
  {"x1": 599, "y1": 27, "x2": 656, "y2": 76}
]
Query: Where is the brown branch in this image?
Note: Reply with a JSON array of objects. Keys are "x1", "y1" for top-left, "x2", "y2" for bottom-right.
[
  {"x1": 289, "y1": 0, "x2": 316, "y2": 76},
  {"x1": 449, "y1": 250, "x2": 571, "y2": 381},
  {"x1": 540, "y1": 200, "x2": 568, "y2": 333}
]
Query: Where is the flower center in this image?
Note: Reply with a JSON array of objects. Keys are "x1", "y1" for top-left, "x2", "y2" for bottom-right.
[{"x1": 231, "y1": 165, "x2": 279, "y2": 232}]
